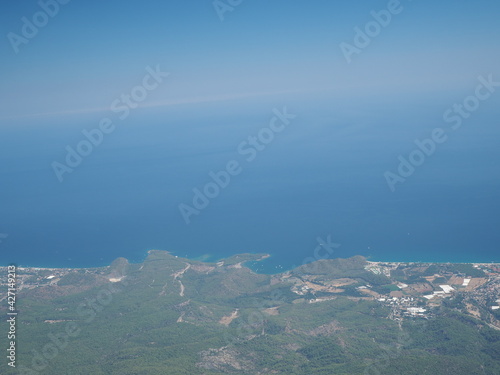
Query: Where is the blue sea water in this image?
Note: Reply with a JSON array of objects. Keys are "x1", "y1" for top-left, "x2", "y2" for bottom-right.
[{"x1": 1, "y1": 91, "x2": 499, "y2": 273}]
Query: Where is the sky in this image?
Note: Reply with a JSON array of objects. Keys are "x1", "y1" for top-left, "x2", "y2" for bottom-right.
[
  {"x1": 1, "y1": 0, "x2": 500, "y2": 268},
  {"x1": 1, "y1": 0, "x2": 500, "y2": 120}
]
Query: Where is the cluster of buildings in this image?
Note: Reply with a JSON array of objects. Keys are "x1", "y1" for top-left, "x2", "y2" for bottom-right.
[
  {"x1": 0, "y1": 266, "x2": 100, "y2": 303},
  {"x1": 370, "y1": 262, "x2": 500, "y2": 325},
  {"x1": 377, "y1": 295, "x2": 430, "y2": 320},
  {"x1": 463, "y1": 274, "x2": 500, "y2": 317}
]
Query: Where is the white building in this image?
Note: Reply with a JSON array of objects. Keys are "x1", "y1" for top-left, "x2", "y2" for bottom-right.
[{"x1": 439, "y1": 285, "x2": 455, "y2": 294}]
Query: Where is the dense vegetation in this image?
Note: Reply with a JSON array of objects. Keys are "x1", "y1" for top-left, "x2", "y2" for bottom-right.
[{"x1": 1, "y1": 252, "x2": 499, "y2": 374}]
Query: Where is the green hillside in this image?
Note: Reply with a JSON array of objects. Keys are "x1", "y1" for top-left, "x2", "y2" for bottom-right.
[{"x1": 1, "y1": 251, "x2": 499, "y2": 374}]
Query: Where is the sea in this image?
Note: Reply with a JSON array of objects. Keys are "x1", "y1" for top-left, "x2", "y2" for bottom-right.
[{"x1": 1, "y1": 91, "x2": 499, "y2": 274}]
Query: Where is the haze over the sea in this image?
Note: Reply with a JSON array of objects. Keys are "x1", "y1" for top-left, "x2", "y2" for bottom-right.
[{"x1": 1, "y1": 0, "x2": 499, "y2": 272}]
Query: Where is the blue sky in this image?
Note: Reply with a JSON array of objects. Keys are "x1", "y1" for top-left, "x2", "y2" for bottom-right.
[{"x1": 1, "y1": 0, "x2": 500, "y2": 120}]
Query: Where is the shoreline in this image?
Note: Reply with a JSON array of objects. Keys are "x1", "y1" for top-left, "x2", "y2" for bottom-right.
[{"x1": 2, "y1": 251, "x2": 499, "y2": 273}]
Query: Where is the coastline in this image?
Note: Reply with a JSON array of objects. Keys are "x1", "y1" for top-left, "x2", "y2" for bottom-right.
[{"x1": 2, "y1": 250, "x2": 499, "y2": 275}]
